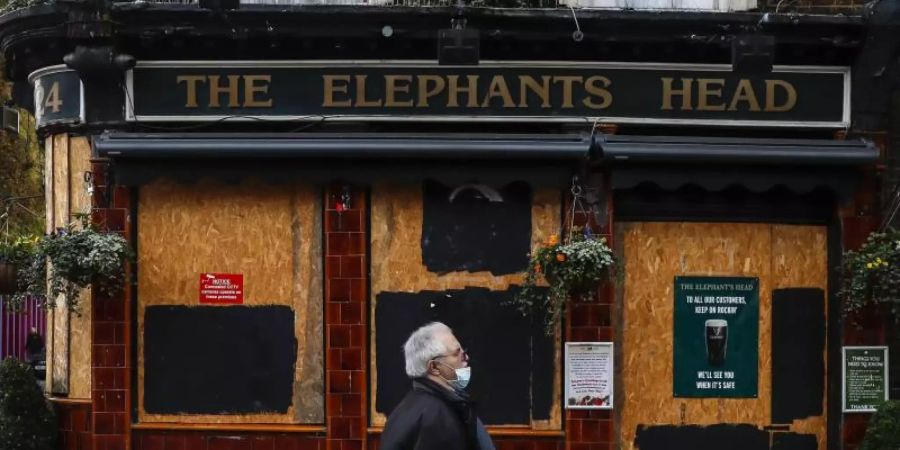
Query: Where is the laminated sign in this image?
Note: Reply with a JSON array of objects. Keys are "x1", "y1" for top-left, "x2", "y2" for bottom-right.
[
  {"x1": 673, "y1": 276, "x2": 759, "y2": 398},
  {"x1": 843, "y1": 346, "x2": 889, "y2": 412},
  {"x1": 199, "y1": 273, "x2": 244, "y2": 304}
]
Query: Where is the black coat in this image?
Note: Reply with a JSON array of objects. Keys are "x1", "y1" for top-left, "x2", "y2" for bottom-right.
[{"x1": 380, "y1": 377, "x2": 481, "y2": 450}]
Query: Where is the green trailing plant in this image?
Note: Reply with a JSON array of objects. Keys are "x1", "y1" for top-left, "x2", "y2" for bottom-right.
[
  {"x1": 0, "y1": 0, "x2": 52, "y2": 15},
  {"x1": 0, "y1": 358, "x2": 56, "y2": 450},
  {"x1": 838, "y1": 229, "x2": 900, "y2": 319},
  {"x1": 860, "y1": 400, "x2": 900, "y2": 450},
  {"x1": 513, "y1": 227, "x2": 616, "y2": 334},
  {"x1": 14, "y1": 214, "x2": 132, "y2": 313}
]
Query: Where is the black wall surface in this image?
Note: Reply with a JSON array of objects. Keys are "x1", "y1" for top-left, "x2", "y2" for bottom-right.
[
  {"x1": 144, "y1": 305, "x2": 297, "y2": 414},
  {"x1": 421, "y1": 180, "x2": 532, "y2": 275},
  {"x1": 374, "y1": 287, "x2": 554, "y2": 425}
]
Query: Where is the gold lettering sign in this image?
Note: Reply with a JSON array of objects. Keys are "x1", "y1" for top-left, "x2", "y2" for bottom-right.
[
  {"x1": 696, "y1": 78, "x2": 726, "y2": 112},
  {"x1": 385, "y1": 75, "x2": 414, "y2": 107},
  {"x1": 323, "y1": 75, "x2": 352, "y2": 107},
  {"x1": 661, "y1": 77, "x2": 693, "y2": 111},
  {"x1": 728, "y1": 80, "x2": 761, "y2": 112},
  {"x1": 167, "y1": 71, "x2": 817, "y2": 120},
  {"x1": 519, "y1": 75, "x2": 551, "y2": 108},
  {"x1": 243, "y1": 75, "x2": 273, "y2": 108},
  {"x1": 177, "y1": 75, "x2": 206, "y2": 108},
  {"x1": 177, "y1": 75, "x2": 274, "y2": 108},
  {"x1": 356, "y1": 75, "x2": 384, "y2": 107},
  {"x1": 447, "y1": 75, "x2": 480, "y2": 108},
  {"x1": 765, "y1": 80, "x2": 797, "y2": 112},
  {"x1": 207, "y1": 75, "x2": 241, "y2": 108},
  {"x1": 583, "y1": 76, "x2": 613, "y2": 110}
]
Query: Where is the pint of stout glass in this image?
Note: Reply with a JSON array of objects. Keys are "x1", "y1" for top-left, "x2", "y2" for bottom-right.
[{"x1": 705, "y1": 319, "x2": 728, "y2": 367}]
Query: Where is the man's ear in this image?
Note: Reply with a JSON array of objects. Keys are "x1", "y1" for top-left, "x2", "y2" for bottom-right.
[{"x1": 427, "y1": 360, "x2": 439, "y2": 375}]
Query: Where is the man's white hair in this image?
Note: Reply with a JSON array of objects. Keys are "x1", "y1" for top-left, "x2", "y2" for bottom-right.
[{"x1": 403, "y1": 322, "x2": 452, "y2": 378}]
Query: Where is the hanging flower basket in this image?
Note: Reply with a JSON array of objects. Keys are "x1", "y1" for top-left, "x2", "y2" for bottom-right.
[
  {"x1": 513, "y1": 228, "x2": 617, "y2": 334},
  {"x1": 839, "y1": 228, "x2": 900, "y2": 320},
  {"x1": 13, "y1": 215, "x2": 132, "y2": 313}
]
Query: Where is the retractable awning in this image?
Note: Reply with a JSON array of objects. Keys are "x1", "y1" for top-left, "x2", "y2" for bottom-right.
[
  {"x1": 94, "y1": 132, "x2": 591, "y2": 186},
  {"x1": 596, "y1": 135, "x2": 877, "y2": 166},
  {"x1": 95, "y1": 133, "x2": 592, "y2": 160},
  {"x1": 95, "y1": 132, "x2": 877, "y2": 193},
  {"x1": 594, "y1": 135, "x2": 877, "y2": 199}
]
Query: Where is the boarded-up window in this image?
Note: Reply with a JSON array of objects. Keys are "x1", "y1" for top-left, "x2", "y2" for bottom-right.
[
  {"x1": 370, "y1": 181, "x2": 562, "y2": 430},
  {"x1": 137, "y1": 181, "x2": 324, "y2": 424}
]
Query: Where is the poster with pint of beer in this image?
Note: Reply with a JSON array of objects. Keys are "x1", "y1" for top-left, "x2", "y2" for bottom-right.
[{"x1": 673, "y1": 276, "x2": 759, "y2": 398}]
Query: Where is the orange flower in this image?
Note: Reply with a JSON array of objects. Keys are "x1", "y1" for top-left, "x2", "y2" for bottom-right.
[
  {"x1": 547, "y1": 234, "x2": 559, "y2": 245},
  {"x1": 556, "y1": 253, "x2": 566, "y2": 262}
]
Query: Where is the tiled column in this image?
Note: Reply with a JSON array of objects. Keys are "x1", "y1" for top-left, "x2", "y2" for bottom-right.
[
  {"x1": 90, "y1": 159, "x2": 131, "y2": 450},
  {"x1": 838, "y1": 143, "x2": 886, "y2": 450},
  {"x1": 566, "y1": 171, "x2": 615, "y2": 450},
  {"x1": 324, "y1": 185, "x2": 368, "y2": 450}
]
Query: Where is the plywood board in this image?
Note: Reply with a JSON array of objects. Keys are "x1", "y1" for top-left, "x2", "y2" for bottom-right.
[
  {"x1": 43, "y1": 134, "x2": 94, "y2": 399},
  {"x1": 43, "y1": 137, "x2": 53, "y2": 392},
  {"x1": 369, "y1": 182, "x2": 562, "y2": 429},
  {"x1": 67, "y1": 136, "x2": 93, "y2": 399},
  {"x1": 618, "y1": 222, "x2": 827, "y2": 450},
  {"x1": 49, "y1": 133, "x2": 69, "y2": 395},
  {"x1": 137, "y1": 180, "x2": 323, "y2": 424},
  {"x1": 771, "y1": 225, "x2": 828, "y2": 450}
]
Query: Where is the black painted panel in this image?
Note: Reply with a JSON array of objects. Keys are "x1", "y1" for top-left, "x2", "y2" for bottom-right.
[
  {"x1": 634, "y1": 424, "x2": 769, "y2": 450},
  {"x1": 772, "y1": 433, "x2": 818, "y2": 450},
  {"x1": 144, "y1": 305, "x2": 297, "y2": 414},
  {"x1": 421, "y1": 180, "x2": 532, "y2": 275},
  {"x1": 635, "y1": 426, "x2": 818, "y2": 450},
  {"x1": 374, "y1": 287, "x2": 553, "y2": 425},
  {"x1": 771, "y1": 288, "x2": 825, "y2": 423},
  {"x1": 531, "y1": 304, "x2": 555, "y2": 421}
]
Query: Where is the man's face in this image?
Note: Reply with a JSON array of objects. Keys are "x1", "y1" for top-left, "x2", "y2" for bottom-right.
[{"x1": 430, "y1": 332, "x2": 468, "y2": 381}]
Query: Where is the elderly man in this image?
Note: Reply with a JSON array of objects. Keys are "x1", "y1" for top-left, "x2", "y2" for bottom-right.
[{"x1": 380, "y1": 322, "x2": 494, "y2": 450}]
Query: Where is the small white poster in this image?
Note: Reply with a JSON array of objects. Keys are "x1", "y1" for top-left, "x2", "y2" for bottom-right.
[{"x1": 565, "y1": 342, "x2": 613, "y2": 410}]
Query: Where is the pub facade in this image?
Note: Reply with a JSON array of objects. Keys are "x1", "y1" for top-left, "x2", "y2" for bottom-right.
[{"x1": 1, "y1": 1, "x2": 898, "y2": 449}]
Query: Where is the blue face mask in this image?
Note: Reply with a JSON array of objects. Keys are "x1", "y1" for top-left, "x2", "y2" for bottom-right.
[{"x1": 437, "y1": 362, "x2": 472, "y2": 390}]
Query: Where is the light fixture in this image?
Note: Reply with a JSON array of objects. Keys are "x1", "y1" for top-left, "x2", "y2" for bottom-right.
[
  {"x1": 731, "y1": 34, "x2": 775, "y2": 74},
  {"x1": 438, "y1": 11, "x2": 479, "y2": 66}
]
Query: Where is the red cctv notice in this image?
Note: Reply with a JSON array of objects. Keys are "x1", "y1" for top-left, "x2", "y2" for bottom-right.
[{"x1": 199, "y1": 273, "x2": 244, "y2": 304}]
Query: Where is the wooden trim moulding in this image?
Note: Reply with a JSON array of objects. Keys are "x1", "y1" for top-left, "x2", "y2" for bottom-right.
[
  {"x1": 48, "y1": 397, "x2": 93, "y2": 405},
  {"x1": 131, "y1": 423, "x2": 327, "y2": 433},
  {"x1": 366, "y1": 427, "x2": 565, "y2": 438}
]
